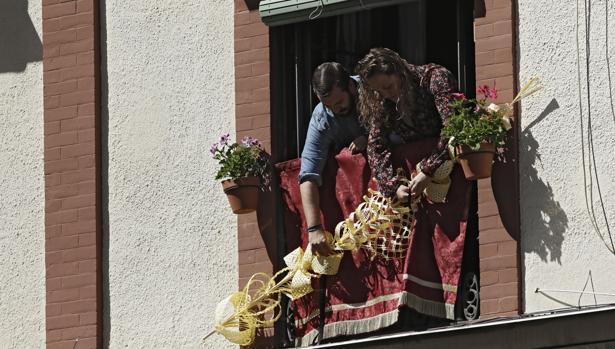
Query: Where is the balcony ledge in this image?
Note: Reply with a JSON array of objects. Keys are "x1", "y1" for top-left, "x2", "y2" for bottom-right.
[{"x1": 303, "y1": 304, "x2": 615, "y2": 349}]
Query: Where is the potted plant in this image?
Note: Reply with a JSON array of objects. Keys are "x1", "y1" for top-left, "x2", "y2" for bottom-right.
[
  {"x1": 211, "y1": 134, "x2": 270, "y2": 214},
  {"x1": 442, "y1": 78, "x2": 543, "y2": 180},
  {"x1": 441, "y1": 85, "x2": 515, "y2": 180}
]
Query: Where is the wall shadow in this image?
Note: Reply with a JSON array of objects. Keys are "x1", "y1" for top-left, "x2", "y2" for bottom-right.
[
  {"x1": 0, "y1": 0, "x2": 42, "y2": 73},
  {"x1": 256, "y1": 185, "x2": 280, "y2": 267},
  {"x1": 491, "y1": 128, "x2": 521, "y2": 241},
  {"x1": 518, "y1": 99, "x2": 568, "y2": 263}
]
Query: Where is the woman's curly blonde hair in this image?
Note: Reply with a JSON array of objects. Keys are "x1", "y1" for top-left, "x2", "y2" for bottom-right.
[{"x1": 355, "y1": 47, "x2": 418, "y2": 128}]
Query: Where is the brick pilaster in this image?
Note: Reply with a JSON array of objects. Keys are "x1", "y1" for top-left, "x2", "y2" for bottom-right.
[
  {"x1": 42, "y1": 0, "x2": 102, "y2": 347},
  {"x1": 474, "y1": 0, "x2": 521, "y2": 318},
  {"x1": 234, "y1": 0, "x2": 277, "y2": 346},
  {"x1": 234, "y1": 0, "x2": 272, "y2": 289}
]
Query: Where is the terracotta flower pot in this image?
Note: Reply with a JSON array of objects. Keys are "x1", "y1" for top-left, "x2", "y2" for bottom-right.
[
  {"x1": 221, "y1": 176, "x2": 260, "y2": 214},
  {"x1": 456, "y1": 143, "x2": 496, "y2": 180}
]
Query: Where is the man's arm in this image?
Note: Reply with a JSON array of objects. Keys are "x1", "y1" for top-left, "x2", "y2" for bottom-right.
[
  {"x1": 299, "y1": 109, "x2": 336, "y2": 256},
  {"x1": 300, "y1": 180, "x2": 321, "y2": 230},
  {"x1": 300, "y1": 181, "x2": 334, "y2": 256}
]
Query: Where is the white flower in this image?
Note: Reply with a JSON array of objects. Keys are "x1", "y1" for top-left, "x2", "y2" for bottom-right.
[
  {"x1": 487, "y1": 103, "x2": 500, "y2": 112},
  {"x1": 501, "y1": 116, "x2": 512, "y2": 130}
]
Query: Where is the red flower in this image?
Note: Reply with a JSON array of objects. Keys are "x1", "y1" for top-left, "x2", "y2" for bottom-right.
[
  {"x1": 451, "y1": 92, "x2": 466, "y2": 100},
  {"x1": 477, "y1": 85, "x2": 498, "y2": 100}
]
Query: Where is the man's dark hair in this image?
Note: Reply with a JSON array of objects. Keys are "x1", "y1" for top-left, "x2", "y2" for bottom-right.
[{"x1": 311, "y1": 62, "x2": 350, "y2": 99}]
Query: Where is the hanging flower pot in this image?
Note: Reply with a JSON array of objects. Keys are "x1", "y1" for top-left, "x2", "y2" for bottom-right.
[
  {"x1": 211, "y1": 134, "x2": 271, "y2": 215},
  {"x1": 221, "y1": 176, "x2": 260, "y2": 214},
  {"x1": 442, "y1": 80, "x2": 543, "y2": 181},
  {"x1": 456, "y1": 143, "x2": 496, "y2": 180}
]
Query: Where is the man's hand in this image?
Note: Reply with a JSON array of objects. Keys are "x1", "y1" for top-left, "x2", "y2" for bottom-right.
[
  {"x1": 408, "y1": 172, "x2": 432, "y2": 199},
  {"x1": 308, "y1": 229, "x2": 335, "y2": 256},
  {"x1": 348, "y1": 135, "x2": 367, "y2": 154}
]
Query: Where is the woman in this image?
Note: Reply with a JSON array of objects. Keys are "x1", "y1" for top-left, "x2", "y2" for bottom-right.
[
  {"x1": 355, "y1": 47, "x2": 472, "y2": 323},
  {"x1": 355, "y1": 47, "x2": 458, "y2": 202}
]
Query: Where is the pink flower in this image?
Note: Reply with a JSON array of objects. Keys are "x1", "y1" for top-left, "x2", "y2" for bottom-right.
[
  {"x1": 219, "y1": 133, "x2": 230, "y2": 145},
  {"x1": 242, "y1": 136, "x2": 262, "y2": 148},
  {"x1": 451, "y1": 92, "x2": 466, "y2": 100},
  {"x1": 477, "y1": 85, "x2": 498, "y2": 100},
  {"x1": 210, "y1": 142, "x2": 218, "y2": 155}
]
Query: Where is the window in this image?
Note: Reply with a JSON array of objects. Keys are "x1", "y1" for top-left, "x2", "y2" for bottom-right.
[{"x1": 267, "y1": 0, "x2": 479, "y2": 345}]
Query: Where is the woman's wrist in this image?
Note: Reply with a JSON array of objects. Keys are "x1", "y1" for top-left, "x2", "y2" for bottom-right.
[
  {"x1": 419, "y1": 170, "x2": 433, "y2": 179},
  {"x1": 418, "y1": 160, "x2": 435, "y2": 177}
]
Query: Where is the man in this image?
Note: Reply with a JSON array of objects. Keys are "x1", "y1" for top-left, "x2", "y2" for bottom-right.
[{"x1": 299, "y1": 62, "x2": 366, "y2": 256}]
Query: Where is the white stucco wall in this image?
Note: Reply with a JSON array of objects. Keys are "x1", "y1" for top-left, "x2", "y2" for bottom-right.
[
  {"x1": 103, "y1": 1, "x2": 237, "y2": 347},
  {"x1": 518, "y1": 0, "x2": 615, "y2": 312},
  {"x1": 0, "y1": 1, "x2": 45, "y2": 347}
]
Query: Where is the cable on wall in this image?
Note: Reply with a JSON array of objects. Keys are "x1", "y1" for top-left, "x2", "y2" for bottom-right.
[{"x1": 575, "y1": 0, "x2": 615, "y2": 255}]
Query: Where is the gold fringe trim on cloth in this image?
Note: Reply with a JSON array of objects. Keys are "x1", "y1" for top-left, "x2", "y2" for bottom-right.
[
  {"x1": 294, "y1": 291, "x2": 455, "y2": 347},
  {"x1": 398, "y1": 291, "x2": 455, "y2": 320},
  {"x1": 295, "y1": 309, "x2": 401, "y2": 348},
  {"x1": 294, "y1": 292, "x2": 407, "y2": 328}
]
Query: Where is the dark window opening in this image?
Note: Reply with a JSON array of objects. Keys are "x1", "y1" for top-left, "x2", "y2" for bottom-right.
[{"x1": 270, "y1": 2, "x2": 427, "y2": 161}]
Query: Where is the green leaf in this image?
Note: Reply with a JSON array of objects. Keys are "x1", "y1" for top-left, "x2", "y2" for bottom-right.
[{"x1": 442, "y1": 96, "x2": 508, "y2": 150}]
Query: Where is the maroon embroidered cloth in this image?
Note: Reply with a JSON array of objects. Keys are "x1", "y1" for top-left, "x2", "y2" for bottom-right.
[{"x1": 276, "y1": 139, "x2": 471, "y2": 346}]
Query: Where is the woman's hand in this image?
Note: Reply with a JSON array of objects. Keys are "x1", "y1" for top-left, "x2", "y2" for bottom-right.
[
  {"x1": 348, "y1": 135, "x2": 367, "y2": 154},
  {"x1": 408, "y1": 172, "x2": 432, "y2": 199},
  {"x1": 396, "y1": 185, "x2": 410, "y2": 203}
]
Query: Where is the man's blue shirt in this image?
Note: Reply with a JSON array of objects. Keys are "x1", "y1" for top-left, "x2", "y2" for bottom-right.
[{"x1": 299, "y1": 88, "x2": 365, "y2": 186}]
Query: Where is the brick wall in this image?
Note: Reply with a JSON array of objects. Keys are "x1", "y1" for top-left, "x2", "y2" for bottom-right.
[
  {"x1": 234, "y1": 0, "x2": 273, "y2": 288},
  {"x1": 42, "y1": 0, "x2": 101, "y2": 347},
  {"x1": 474, "y1": 0, "x2": 521, "y2": 318}
]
